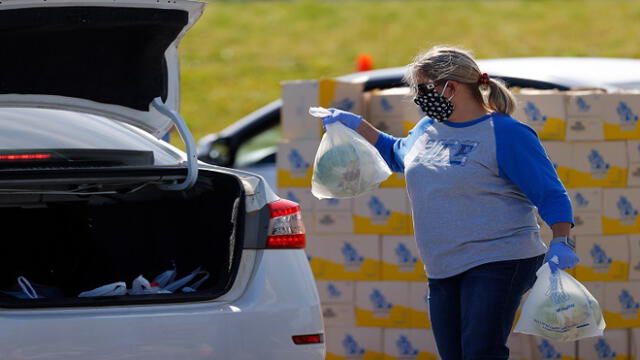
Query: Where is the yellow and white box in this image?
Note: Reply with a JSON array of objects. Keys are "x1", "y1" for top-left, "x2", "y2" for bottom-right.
[
  {"x1": 628, "y1": 235, "x2": 640, "y2": 280},
  {"x1": 353, "y1": 189, "x2": 412, "y2": 235},
  {"x1": 322, "y1": 304, "x2": 356, "y2": 328},
  {"x1": 366, "y1": 87, "x2": 424, "y2": 137},
  {"x1": 601, "y1": 92, "x2": 640, "y2": 140},
  {"x1": 626, "y1": 141, "x2": 640, "y2": 186},
  {"x1": 604, "y1": 282, "x2": 640, "y2": 328},
  {"x1": 381, "y1": 236, "x2": 426, "y2": 281},
  {"x1": 513, "y1": 90, "x2": 567, "y2": 140},
  {"x1": 408, "y1": 282, "x2": 431, "y2": 329},
  {"x1": 583, "y1": 281, "x2": 606, "y2": 306},
  {"x1": 378, "y1": 172, "x2": 406, "y2": 188},
  {"x1": 603, "y1": 188, "x2": 640, "y2": 234},
  {"x1": 315, "y1": 197, "x2": 353, "y2": 212},
  {"x1": 317, "y1": 281, "x2": 355, "y2": 304},
  {"x1": 568, "y1": 188, "x2": 603, "y2": 214},
  {"x1": 507, "y1": 333, "x2": 533, "y2": 360},
  {"x1": 566, "y1": 117, "x2": 605, "y2": 141},
  {"x1": 326, "y1": 327, "x2": 384, "y2": 360},
  {"x1": 541, "y1": 141, "x2": 573, "y2": 187},
  {"x1": 278, "y1": 187, "x2": 316, "y2": 211},
  {"x1": 314, "y1": 210, "x2": 354, "y2": 234},
  {"x1": 382, "y1": 329, "x2": 438, "y2": 360},
  {"x1": 355, "y1": 281, "x2": 411, "y2": 328},
  {"x1": 530, "y1": 337, "x2": 577, "y2": 360},
  {"x1": 308, "y1": 235, "x2": 381, "y2": 281},
  {"x1": 281, "y1": 78, "x2": 366, "y2": 141},
  {"x1": 573, "y1": 212, "x2": 603, "y2": 236},
  {"x1": 571, "y1": 142, "x2": 628, "y2": 188},
  {"x1": 575, "y1": 235, "x2": 629, "y2": 282},
  {"x1": 578, "y1": 329, "x2": 631, "y2": 360},
  {"x1": 565, "y1": 90, "x2": 605, "y2": 141},
  {"x1": 276, "y1": 139, "x2": 319, "y2": 188}
]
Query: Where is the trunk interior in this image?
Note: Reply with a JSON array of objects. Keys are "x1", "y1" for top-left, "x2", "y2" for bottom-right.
[{"x1": 0, "y1": 169, "x2": 244, "y2": 307}]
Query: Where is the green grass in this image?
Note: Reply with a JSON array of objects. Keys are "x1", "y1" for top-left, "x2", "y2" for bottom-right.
[{"x1": 176, "y1": 0, "x2": 640, "y2": 147}]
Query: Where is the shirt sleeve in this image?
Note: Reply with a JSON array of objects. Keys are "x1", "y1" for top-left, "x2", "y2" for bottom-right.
[
  {"x1": 494, "y1": 116, "x2": 574, "y2": 228},
  {"x1": 374, "y1": 117, "x2": 434, "y2": 173}
]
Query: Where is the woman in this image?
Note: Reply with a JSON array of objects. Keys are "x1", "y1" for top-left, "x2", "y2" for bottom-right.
[{"x1": 322, "y1": 46, "x2": 580, "y2": 359}]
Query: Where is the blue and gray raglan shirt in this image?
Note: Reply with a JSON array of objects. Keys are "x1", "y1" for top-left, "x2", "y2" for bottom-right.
[{"x1": 375, "y1": 112, "x2": 573, "y2": 279}]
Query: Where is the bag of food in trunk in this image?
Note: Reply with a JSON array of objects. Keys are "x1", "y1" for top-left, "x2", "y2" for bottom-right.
[
  {"x1": 309, "y1": 107, "x2": 391, "y2": 199},
  {"x1": 514, "y1": 262, "x2": 605, "y2": 341}
]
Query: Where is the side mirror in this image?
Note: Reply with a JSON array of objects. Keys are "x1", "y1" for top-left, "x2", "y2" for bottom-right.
[{"x1": 197, "y1": 133, "x2": 234, "y2": 167}]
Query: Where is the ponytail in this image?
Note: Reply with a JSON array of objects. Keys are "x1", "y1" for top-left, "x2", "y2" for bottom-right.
[{"x1": 486, "y1": 78, "x2": 517, "y2": 115}]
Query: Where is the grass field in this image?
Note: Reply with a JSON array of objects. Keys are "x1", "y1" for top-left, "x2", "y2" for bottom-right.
[{"x1": 176, "y1": 0, "x2": 640, "y2": 147}]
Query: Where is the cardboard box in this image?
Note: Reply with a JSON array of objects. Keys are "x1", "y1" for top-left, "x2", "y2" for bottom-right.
[
  {"x1": 276, "y1": 140, "x2": 319, "y2": 187},
  {"x1": 307, "y1": 235, "x2": 381, "y2": 281},
  {"x1": 575, "y1": 235, "x2": 629, "y2": 282},
  {"x1": 578, "y1": 329, "x2": 630, "y2": 360},
  {"x1": 326, "y1": 327, "x2": 384, "y2": 360},
  {"x1": 408, "y1": 282, "x2": 431, "y2": 329},
  {"x1": 317, "y1": 281, "x2": 355, "y2": 304},
  {"x1": 281, "y1": 78, "x2": 366, "y2": 141},
  {"x1": 566, "y1": 90, "x2": 605, "y2": 118},
  {"x1": 530, "y1": 337, "x2": 577, "y2": 360},
  {"x1": 367, "y1": 88, "x2": 424, "y2": 138},
  {"x1": 507, "y1": 333, "x2": 533, "y2": 360},
  {"x1": 314, "y1": 210, "x2": 354, "y2": 234},
  {"x1": 603, "y1": 282, "x2": 640, "y2": 328},
  {"x1": 627, "y1": 141, "x2": 640, "y2": 163},
  {"x1": 566, "y1": 117, "x2": 604, "y2": 141},
  {"x1": 353, "y1": 189, "x2": 412, "y2": 235},
  {"x1": 355, "y1": 282, "x2": 410, "y2": 328},
  {"x1": 601, "y1": 92, "x2": 640, "y2": 140},
  {"x1": 378, "y1": 173, "x2": 407, "y2": 188},
  {"x1": 628, "y1": 235, "x2": 640, "y2": 280},
  {"x1": 568, "y1": 188, "x2": 603, "y2": 213},
  {"x1": 542, "y1": 141, "x2": 573, "y2": 187},
  {"x1": 573, "y1": 212, "x2": 604, "y2": 236},
  {"x1": 583, "y1": 281, "x2": 606, "y2": 307},
  {"x1": 630, "y1": 328, "x2": 640, "y2": 359},
  {"x1": 322, "y1": 304, "x2": 356, "y2": 328},
  {"x1": 382, "y1": 329, "x2": 438, "y2": 360},
  {"x1": 278, "y1": 187, "x2": 316, "y2": 211},
  {"x1": 381, "y1": 236, "x2": 426, "y2": 281},
  {"x1": 628, "y1": 163, "x2": 640, "y2": 187},
  {"x1": 603, "y1": 189, "x2": 640, "y2": 234},
  {"x1": 571, "y1": 142, "x2": 627, "y2": 188},
  {"x1": 315, "y1": 197, "x2": 353, "y2": 212},
  {"x1": 513, "y1": 90, "x2": 567, "y2": 140}
]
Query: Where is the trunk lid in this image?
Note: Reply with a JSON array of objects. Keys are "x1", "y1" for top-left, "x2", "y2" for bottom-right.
[{"x1": 0, "y1": 0, "x2": 205, "y2": 138}]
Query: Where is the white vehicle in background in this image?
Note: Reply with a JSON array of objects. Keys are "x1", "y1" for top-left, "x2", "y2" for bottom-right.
[{"x1": 0, "y1": 1, "x2": 324, "y2": 359}]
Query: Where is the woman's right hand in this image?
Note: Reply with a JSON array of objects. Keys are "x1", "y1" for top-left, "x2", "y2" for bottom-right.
[{"x1": 322, "y1": 108, "x2": 363, "y2": 131}]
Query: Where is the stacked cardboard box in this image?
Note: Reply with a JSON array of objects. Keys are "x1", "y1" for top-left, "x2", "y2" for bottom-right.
[
  {"x1": 279, "y1": 80, "x2": 640, "y2": 359},
  {"x1": 516, "y1": 89, "x2": 640, "y2": 358}
]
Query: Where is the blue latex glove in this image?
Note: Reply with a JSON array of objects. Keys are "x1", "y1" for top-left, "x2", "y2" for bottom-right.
[
  {"x1": 322, "y1": 108, "x2": 363, "y2": 131},
  {"x1": 545, "y1": 242, "x2": 580, "y2": 274}
]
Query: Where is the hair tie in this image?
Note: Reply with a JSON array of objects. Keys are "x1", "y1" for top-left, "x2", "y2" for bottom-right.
[{"x1": 479, "y1": 72, "x2": 490, "y2": 86}]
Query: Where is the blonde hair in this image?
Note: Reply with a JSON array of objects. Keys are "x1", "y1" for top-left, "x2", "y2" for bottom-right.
[{"x1": 404, "y1": 45, "x2": 517, "y2": 115}]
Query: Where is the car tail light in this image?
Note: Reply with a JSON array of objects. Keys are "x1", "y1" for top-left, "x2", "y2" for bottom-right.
[
  {"x1": 0, "y1": 153, "x2": 52, "y2": 161},
  {"x1": 266, "y1": 199, "x2": 306, "y2": 249},
  {"x1": 292, "y1": 334, "x2": 323, "y2": 345}
]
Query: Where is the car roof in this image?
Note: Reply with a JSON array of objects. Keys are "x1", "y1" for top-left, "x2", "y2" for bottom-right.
[{"x1": 339, "y1": 57, "x2": 640, "y2": 91}]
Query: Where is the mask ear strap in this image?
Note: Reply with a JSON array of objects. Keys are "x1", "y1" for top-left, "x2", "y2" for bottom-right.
[{"x1": 440, "y1": 81, "x2": 455, "y2": 101}]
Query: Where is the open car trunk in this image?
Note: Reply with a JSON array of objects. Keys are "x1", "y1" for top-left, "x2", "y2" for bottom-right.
[{"x1": 0, "y1": 168, "x2": 244, "y2": 308}]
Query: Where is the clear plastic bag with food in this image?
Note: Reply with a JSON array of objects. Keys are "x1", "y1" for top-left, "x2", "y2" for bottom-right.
[
  {"x1": 514, "y1": 263, "x2": 605, "y2": 342},
  {"x1": 309, "y1": 107, "x2": 391, "y2": 199}
]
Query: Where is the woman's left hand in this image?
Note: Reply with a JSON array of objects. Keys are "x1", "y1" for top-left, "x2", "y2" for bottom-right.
[{"x1": 545, "y1": 242, "x2": 580, "y2": 273}]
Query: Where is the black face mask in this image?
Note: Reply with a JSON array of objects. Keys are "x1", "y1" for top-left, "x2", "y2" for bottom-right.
[{"x1": 413, "y1": 82, "x2": 455, "y2": 122}]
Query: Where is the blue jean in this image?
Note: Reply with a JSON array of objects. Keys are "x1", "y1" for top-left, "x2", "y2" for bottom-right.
[{"x1": 427, "y1": 254, "x2": 545, "y2": 360}]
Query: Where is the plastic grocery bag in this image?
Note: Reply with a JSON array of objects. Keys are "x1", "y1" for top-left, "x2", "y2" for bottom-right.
[
  {"x1": 79, "y1": 282, "x2": 127, "y2": 297},
  {"x1": 308, "y1": 107, "x2": 391, "y2": 199},
  {"x1": 128, "y1": 275, "x2": 172, "y2": 295},
  {"x1": 514, "y1": 263, "x2": 605, "y2": 341}
]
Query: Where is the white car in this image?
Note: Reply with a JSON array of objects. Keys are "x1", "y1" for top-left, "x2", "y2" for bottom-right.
[{"x1": 0, "y1": 1, "x2": 324, "y2": 359}]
